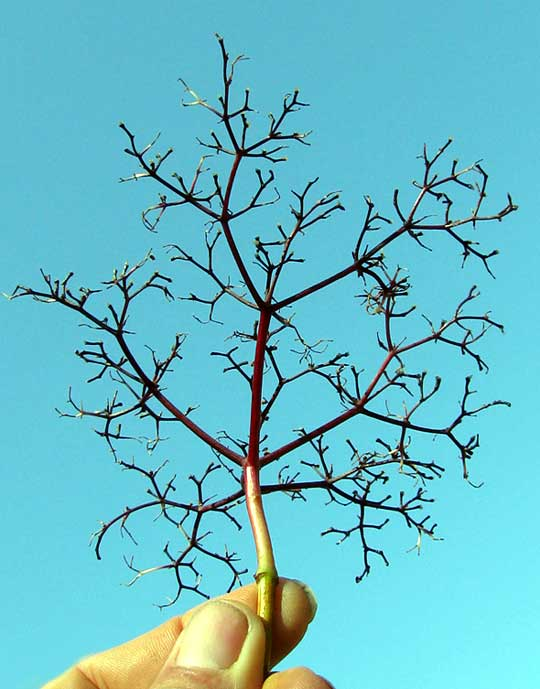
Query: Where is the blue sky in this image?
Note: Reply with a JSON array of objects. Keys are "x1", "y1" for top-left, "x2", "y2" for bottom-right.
[{"x1": 2, "y1": 1, "x2": 539, "y2": 687}]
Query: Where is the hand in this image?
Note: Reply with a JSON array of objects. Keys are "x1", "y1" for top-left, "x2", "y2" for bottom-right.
[{"x1": 43, "y1": 578, "x2": 333, "y2": 689}]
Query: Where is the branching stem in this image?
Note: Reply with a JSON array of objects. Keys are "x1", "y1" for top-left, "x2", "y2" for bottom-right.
[
  {"x1": 262, "y1": 349, "x2": 395, "y2": 465},
  {"x1": 220, "y1": 153, "x2": 265, "y2": 308},
  {"x1": 10, "y1": 36, "x2": 516, "y2": 667}
]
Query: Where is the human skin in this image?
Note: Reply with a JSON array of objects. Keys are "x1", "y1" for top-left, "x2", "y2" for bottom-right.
[{"x1": 43, "y1": 578, "x2": 333, "y2": 689}]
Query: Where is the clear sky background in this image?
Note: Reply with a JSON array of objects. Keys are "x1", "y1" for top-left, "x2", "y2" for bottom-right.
[{"x1": 2, "y1": 1, "x2": 539, "y2": 687}]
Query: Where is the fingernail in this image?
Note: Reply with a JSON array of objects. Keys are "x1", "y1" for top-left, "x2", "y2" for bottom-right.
[
  {"x1": 174, "y1": 601, "x2": 249, "y2": 670},
  {"x1": 300, "y1": 582, "x2": 318, "y2": 622},
  {"x1": 291, "y1": 580, "x2": 318, "y2": 622}
]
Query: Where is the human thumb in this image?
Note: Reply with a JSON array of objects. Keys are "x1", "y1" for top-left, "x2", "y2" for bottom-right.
[{"x1": 150, "y1": 600, "x2": 266, "y2": 689}]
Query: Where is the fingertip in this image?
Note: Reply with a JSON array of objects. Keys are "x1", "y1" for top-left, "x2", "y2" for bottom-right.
[
  {"x1": 264, "y1": 666, "x2": 334, "y2": 689},
  {"x1": 270, "y1": 579, "x2": 318, "y2": 667},
  {"x1": 207, "y1": 578, "x2": 318, "y2": 669},
  {"x1": 281, "y1": 580, "x2": 318, "y2": 623},
  {"x1": 151, "y1": 600, "x2": 266, "y2": 689}
]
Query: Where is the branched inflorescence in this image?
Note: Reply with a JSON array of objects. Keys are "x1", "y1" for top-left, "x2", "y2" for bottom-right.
[{"x1": 11, "y1": 34, "x2": 516, "y2": 621}]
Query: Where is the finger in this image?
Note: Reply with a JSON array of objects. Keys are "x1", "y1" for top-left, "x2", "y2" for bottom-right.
[
  {"x1": 150, "y1": 600, "x2": 265, "y2": 689},
  {"x1": 210, "y1": 578, "x2": 317, "y2": 667},
  {"x1": 42, "y1": 667, "x2": 96, "y2": 689},
  {"x1": 66, "y1": 578, "x2": 316, "y2": 689},
  {"x1": 264, "y1": 667, "x2": 335, "y2": 689}
]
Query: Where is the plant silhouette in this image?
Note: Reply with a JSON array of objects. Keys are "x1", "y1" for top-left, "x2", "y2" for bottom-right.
[{"x1": 11, "y1": 35, "x2": 516, "y2": 667}]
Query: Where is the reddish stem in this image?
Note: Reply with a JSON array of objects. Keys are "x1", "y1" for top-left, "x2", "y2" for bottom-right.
[
  {"x1": 261, "y1": 349, "x2": 396, "y2": 466},
  {"x1": 220, "y1": 154, "x2": 264, "y2": 308},
  {"x1": 243, "y1": 307, "x2": 277, "y2": 670}
]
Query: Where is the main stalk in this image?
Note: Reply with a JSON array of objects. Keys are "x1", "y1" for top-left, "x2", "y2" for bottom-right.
[{"x1": 243, "y1": 307, "x2": 278, "y2": 672}]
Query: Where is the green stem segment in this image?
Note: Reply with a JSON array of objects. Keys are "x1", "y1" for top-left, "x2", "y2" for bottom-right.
[{"x1": 244, "y1": 308, "x2": 278, "y2": 673}]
